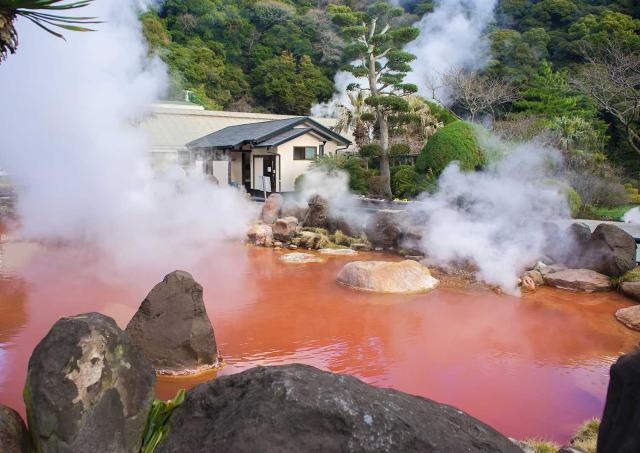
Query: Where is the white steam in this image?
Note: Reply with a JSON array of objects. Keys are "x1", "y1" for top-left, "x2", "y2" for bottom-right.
[
  {"x1": 407, "y1": 143, "x2": 569, "y2": 294},
  {"x1": 0, "y1": 0, "x2": 253, "y2": 275},
  {"x1": 404, "y1": 0, "x2": 498, "y2": 101},
  {"x1": 312, "y1": 0, "x2": 497, "y2": 116}
]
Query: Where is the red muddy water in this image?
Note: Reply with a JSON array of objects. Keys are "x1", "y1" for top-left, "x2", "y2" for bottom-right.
[{"x1": 0, "y1": 237, "x2": 638, "y2": 443}]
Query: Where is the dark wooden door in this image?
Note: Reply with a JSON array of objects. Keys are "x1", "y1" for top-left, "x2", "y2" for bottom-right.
[{"x1": 262, "y1": 156, "x2": 276, "y2": 193}]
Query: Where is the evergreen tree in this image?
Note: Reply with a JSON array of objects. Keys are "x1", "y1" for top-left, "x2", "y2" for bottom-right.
[{"x1": 330, "y1": 1, "x2": 419, "y2": 198}]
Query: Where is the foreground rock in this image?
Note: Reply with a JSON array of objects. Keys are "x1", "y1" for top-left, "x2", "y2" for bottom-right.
[
  {"x1": 126, "y1": 271, "x2": 219, "y2": 375},
  {"x1": 25, "y1": 313, "x2": 155, "y2": 452},
  {"x1": 280, "y1": 252, "x2": 323, "y2": 264},
  {"x1": 261, "y1": 193, "x2": 283, "y2": 224},
  {"x1": 247, "y1": 223, "x2": 274, "y2": 247},
  {"x1": 544, "y1": 269, "x2": 612, "y2": 292},
  {"x1": 620, "y1": 281, "x2": 640, "y2": 301},
  {"x1": 272, "y1": 216, "x2": 298, "y2": 242},
  {"x1": 337, "y1": 260, "x2": 439, "y2": 294},
  {"x1": 157, "y1": 364, "x2": 521, "y2": 453},
  {"x1": 615, "y1": 305, "x2": 640, "y2": 331},
  {"x1": 598, "y1": 350, "x2": 640, "y2": 452},
  {"x1": 0, "y1": 405, "x2": 30, "y2": 453}
]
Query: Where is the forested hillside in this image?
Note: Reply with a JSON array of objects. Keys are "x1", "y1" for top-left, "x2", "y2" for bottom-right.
[{"x1": 141, "y1": 0, "x2": 640, "y2": 176}]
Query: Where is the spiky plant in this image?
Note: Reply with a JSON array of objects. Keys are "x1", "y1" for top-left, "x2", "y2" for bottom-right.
[{"x1": 0, "y1": 1, "x2": 98, "y2": 63}]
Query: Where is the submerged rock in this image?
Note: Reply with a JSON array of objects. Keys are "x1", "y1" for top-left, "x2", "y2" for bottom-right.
[
  {"x1": 598, "y1": 350, "x2": 640, "y2": 452},
  {"x1": 620, "y1": 281, "x2": 640, "y2": 301},
  {"x1": 337, "y1": 260, "x2": 439, "y2": 294},
  {"x1": 261, "y1": 193, "x2": 283, "y2": 224},
  {"x1": 272, "y1": 216, "x2": 298, "y2": 242},
  {"x1": 544, "y1": 269, "x2": 612, "y2": 292},
  {"x1": 25, "y1": 313, "x2": 155, "y2": 453},
  {"x1": 319, "y1": 248, "x2": 358, "y2": 256},
  {"x1": 615, "y1": 305, "x2": 640, "y2": 331},
  {"x1": 0, "y1": 405, "x2": 30, "y2": 453},
  {"x1": 280, "y1": 252, "x2": 324, "y2": 264},
  {"x1": 125, "y1": 271, "x2": 219, "y2": 375},
  {"x1": 156, "y1": 364, "x2": 521, "y2": 453},
  {"x1": 247, "y1": 223, "x2": 274, "y2": 247},
  {"x1": 302, "y1": 195, "x2": 330, "y2": 229}
]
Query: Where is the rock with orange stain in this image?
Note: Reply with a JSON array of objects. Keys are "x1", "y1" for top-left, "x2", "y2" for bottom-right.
[
  {"x1": 545, "y1": 269, "x2": 612, "y2": 293},
  {"x1": 616, "y1": 305, "x2": 640, "y2": 331},
  {"x1": 337, "y1": 260, "x2": 439, "y2": 294},
  {"x1": 261, "y1": 194, "x2": 283, "y2": 224},
  {"x1": 272, "y1": 216, "x2": 298, "y2": 242},
  {"x1": 247, "y1": 223, "x2": 274, "y2": 247}
]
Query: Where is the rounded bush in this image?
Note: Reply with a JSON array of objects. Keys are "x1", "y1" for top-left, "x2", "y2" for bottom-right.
[
  {"x1": 416, "y1": 121, "x2": 485, "y2": 175},
  {"x1": 390, "y1": 143, "x2": 411, "y2": 156}
]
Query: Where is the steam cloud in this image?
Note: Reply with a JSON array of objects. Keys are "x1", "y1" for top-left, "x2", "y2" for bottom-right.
[
  {"x1": 312, "y1": 0, "x2": 497, "y2": 116},
  {"x1": 0, "y1": 0, "x2": 253, "y2": 276},
  {"x1": 407, "y1": 142, "x2": 569, "y2": 294}
]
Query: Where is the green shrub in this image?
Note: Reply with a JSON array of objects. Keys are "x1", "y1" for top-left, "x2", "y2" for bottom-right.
[
  {"x1": 626, "y1": 187, "x2": 639, "y2": 195},
  {"x1": 311, "y1": 155, "x2": 368, "y2": 195},
  {"x1": 391, "y1": 165, "x2": 419, "y2": 198},
  {"x1": 359, "y1": 144, "x2": 382, "y2": 157},
  {"x1": 543, "y1": 180, "x2": 583, "y2": 218},
  {"x1": 425, "y1": 100, "x2": 458, "y2": 125},
  {"x1": 416, "y1": 121, "x2": 485, "y2": 176},
  {"x1": 141, "y1": 389, "x2": 186, "y2": 453},
  {"x1": 522, "y1": 439, "x2": 560, "y2": 453},
  {"x1": 390, "y1": 143, "x2": 411, "y2": 155},
  {"x1": 294, "y1": 174, "x2": 305, "y2": 192}
]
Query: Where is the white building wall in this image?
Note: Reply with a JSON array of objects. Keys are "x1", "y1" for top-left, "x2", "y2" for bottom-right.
[{"x1": 275, "y1": 133, "x2": 326, "y2": 193}]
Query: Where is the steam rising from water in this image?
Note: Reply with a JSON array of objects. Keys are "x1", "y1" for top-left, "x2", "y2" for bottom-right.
[
  {"x1": 407, "y1": 143, "x2": 569, "y2": 294},
  {"x1": 0, "y1": 0, "x2": 253, "y2": 276}
]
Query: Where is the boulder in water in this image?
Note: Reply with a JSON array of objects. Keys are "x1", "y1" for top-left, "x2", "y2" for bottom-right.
[
  {"x1": 337, "y1": 260, "x2": 439, "y2": 294},
  {"x1": 615, "y1": 305, "x2": 640, "y2": 331},
  {"x1": 156, "y1": 364, "x2": 521, "y2": 453},
  {"x1": 582, "y1": 224, "x2": 637, "y2": 277},
  {"x1": 544, "y1": 269, "x2": 612, "y2": 292},
  {"x1": 620, "y1": 281, "x2": 640, "y2": 301},
  {"x1": 261, "y1": 193, "x2": 283, "y2": 224},
  {"x1": 366, "y1": 210, "x2": 404, "y2": 249},
  {"x1": 25, "y1": 313, "x2": 155, "y2": 453},
  {"x1": 319, "y1": 248, "x2": 358, "y2": 256},
  {"x1": 303, "y1": 195, "x2": 330, "y2": 229},
  {"x1": 272, "y1": 216, "x2": 298, "y2": 242},
  {"x1": 598, "y1": 350, "x2": 640, "y2": 452},
  {"x1": 247, "y1": 223, "x2": 274, "y2": 247},
  {"x1": 0, "y1": 405, "x2": 30, "y2": 453},
  {"x1": 125, "y1": 271, "x2": 219, "y2": 375}
]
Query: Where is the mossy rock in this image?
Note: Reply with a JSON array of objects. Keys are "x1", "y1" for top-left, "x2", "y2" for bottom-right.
[{"x1": 416, "y1": 121, "x2": 486, "y2": 176}]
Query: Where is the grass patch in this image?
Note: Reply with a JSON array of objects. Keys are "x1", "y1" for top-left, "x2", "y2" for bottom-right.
[
  {"x1": 570, "y1": 417, "x2": 599, "y2": 453},
  {"x1": 590, "y1": 204, "x2": 639, "y2": 221},
  {"x1": 523, "y1": 439, "x2": 560, "y2": 453},
  {"x1": 141, "y1": 389, "x2": 186, "y2": 453},
  {"x1": 619, "y1": 267, "x2": 640, "y2": 283}
]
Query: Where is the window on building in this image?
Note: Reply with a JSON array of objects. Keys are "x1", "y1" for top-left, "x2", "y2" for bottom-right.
[{"x1": 293, "y1": 146, "x2": 317, "y2": 160}]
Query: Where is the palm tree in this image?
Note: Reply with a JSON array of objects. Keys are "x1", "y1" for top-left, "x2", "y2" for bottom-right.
[
  {"x1": 334, "y1": 91, "x2": 372, "y2": 147},
  {"x1": 0, "y1": 0, "x2": 98, "y2": 63}
]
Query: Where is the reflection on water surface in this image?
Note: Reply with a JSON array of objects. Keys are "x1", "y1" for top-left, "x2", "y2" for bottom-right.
[{"x1": 0, "y1": 239, "x2": 638, "y2": 443}]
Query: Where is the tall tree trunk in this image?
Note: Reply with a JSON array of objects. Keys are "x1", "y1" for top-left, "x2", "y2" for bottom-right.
[
  {"x1": 368, "y1": 51, "x2": 392, "y2": 198},
  {"x1": 378, "y1": 110, "x2": 392, "y2": 198}
]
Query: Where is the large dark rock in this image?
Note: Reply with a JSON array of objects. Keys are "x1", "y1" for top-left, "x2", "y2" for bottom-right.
[
  {"x1": 366, "y1": 210, "x2": 404, "y2": 249},
  {"x1": 0, "y1": 405, "x2": 30, "y2": 453},
  {"x1": 581, "y1": 224, "x2": 637, "y2": 277},
  {"x1": 25, "y1": 313, "x2": 155, "y2": 453},
  {"x1": 302, "y1": 195, "x2": 330, "y2": 229},
  {"x1": 598, "y1": 350, "x2": 640, "y2": 453},
  {"x1": 125, "y1": 270, "x2": 219, "y2": 375},
  {"x1": 545, "y1": 223, "x2": 636, "y2": 277},
  {"x1": 157, "y1": 364, "x2": 521, "y2": 453}
]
